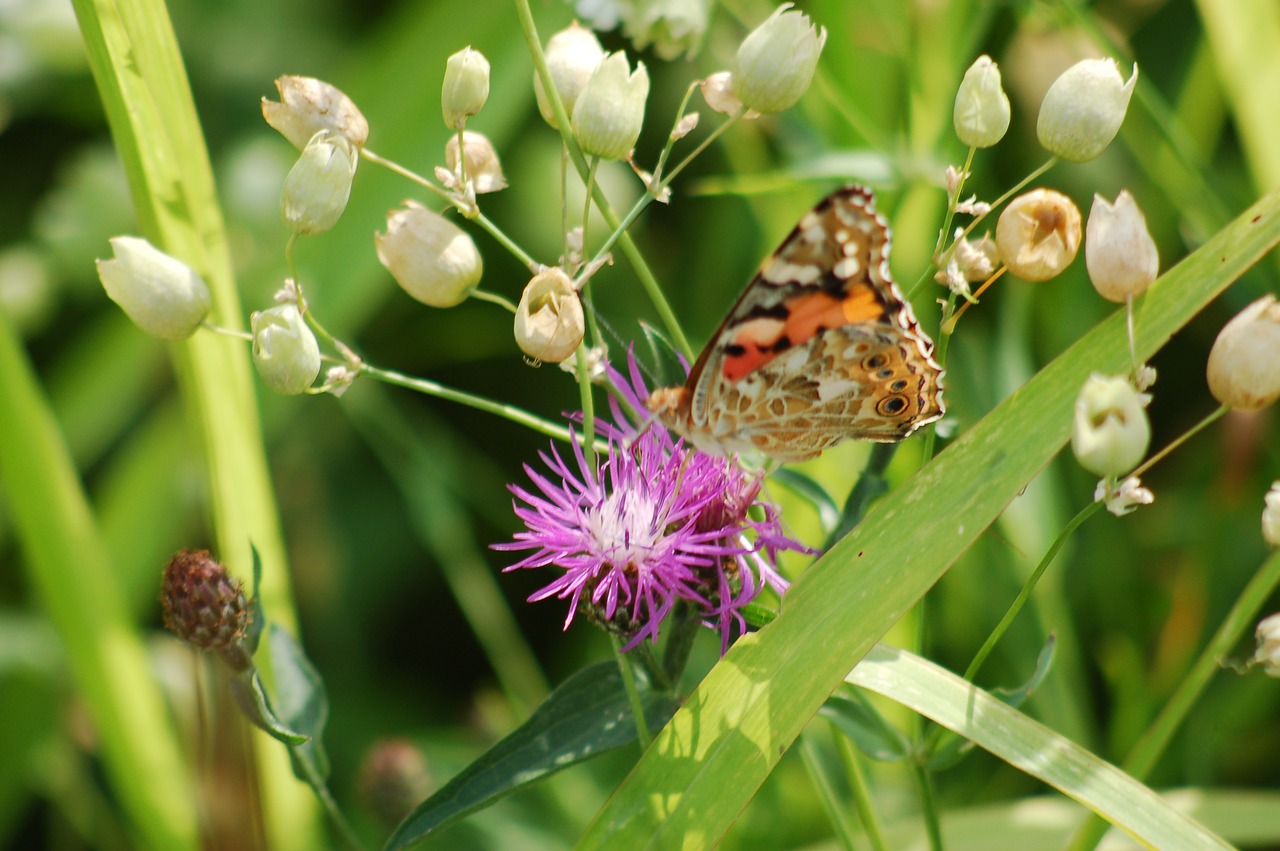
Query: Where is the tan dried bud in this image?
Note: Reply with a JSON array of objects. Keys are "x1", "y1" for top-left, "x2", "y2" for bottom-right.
[
  {"x1": 262, "y1": 75, "x2": 368, "y2": 151},
  {"x1": 995, "y1": 188, "x2": 1081, "y2": 281},
  {"x1": 514, "y1": 268, "x2": 585, "y2": 363},
  {"x1": 445, "y1": 130, "x2": 507, "y2": 194}
]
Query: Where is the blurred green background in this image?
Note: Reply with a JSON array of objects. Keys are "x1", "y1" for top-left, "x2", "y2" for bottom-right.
[{"x1": 2, "y1": 0, "x2": 1279, "y2": 848}]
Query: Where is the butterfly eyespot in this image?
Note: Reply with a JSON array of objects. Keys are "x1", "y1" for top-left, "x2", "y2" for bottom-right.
[
  {"x1": 863, "y1": 353, "x2": 889, "y2": 370},
  {"x1": 876, "y1": 367, "x2": 895, "y2": 379},
  {"x1": 890, "y1": 379, "x2": 909, "y2": 392},
  {"x1": 877, "y1": 396, "x2": 909, "y2": 416}
]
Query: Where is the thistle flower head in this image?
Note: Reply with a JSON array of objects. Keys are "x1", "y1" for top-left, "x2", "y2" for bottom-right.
[
  {"x1": 160, "y1": 549, "x2": 253, "y2": 670},
  {"x1": 495, "y1": 351, "x2": 807, "y2": 652}
]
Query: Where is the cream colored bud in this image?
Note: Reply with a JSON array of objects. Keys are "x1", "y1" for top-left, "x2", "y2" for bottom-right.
[
  {"x1": 625, "y1": 0, "x2": 711, "y2": 61},
  {"x1": 731, "y1": 4, "x2": 827, "y2": 114},
  {"x1": 251, "y1": 303, "x2": 320, "y2": 395},
  {"x1": 514, "y1": 268, "x2": 585, "y2": 363},
  {"x1": 262, "y1": 76, "x2": 368, "y2": 151},
  {"x1": 281, "y1": 130, "x2": 358, "y2": 235},
  {"x1": 535, "y1": 23, "x2": 605, "y2": 129},
  {"x1": 1263, "y1": 482, "x2": 1280, "y2": 548},
  {"x1": 376, "y1": 202, "x2": 483, "y2": 308},
  {"x1": 1254, "y1": 613, "x2": 1280, "y2": 677},
  {"x1": 701, "y1": 71, "x2": 749, "y2": 117},
  {"x1": 953, "y1": 55, "x2": 1011, "y2": 148},
  {"x1": 571, "y1": 53, "x2": 650, "y2": 161},
  {"x1": 96, "y1": 237, "x2": 210, "y2": 341},
  {"x1": 995, "y1": 188, "x2": 1081, "y2": 281},
  {"x1": 442, "y1": 47, "x2": 490, "y2": 130},
  {"x1": 1037, "y1": 59, "x2": 1137, "y2": 162},
  {"x1": 445, "y1": 131, "x2": 507, "y2": 194},
  {"x1": 1071, "y1": 373, "x2": 1150, "y2": 477},
  {"x1": 1085, "y1": 191, "x2": 1158, "y2": 303},
  {"x1": 1206, "y1": 295, "x2": 1280, "y2": 410}
]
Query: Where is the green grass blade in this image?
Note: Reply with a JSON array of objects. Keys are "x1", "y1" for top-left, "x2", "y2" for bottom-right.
[
  {"x1": 578, "y1": 190, "x2": 1280, "y2": 849},
  {"x1": 70, "y1": 0, "x2": 317, "y2": 842},
  {"x1": 848, "y1": 645, "x2": 1229, "y2": 849},
  {"x1": 0, "y1": 309, "x2": 198, "y2": 850}
]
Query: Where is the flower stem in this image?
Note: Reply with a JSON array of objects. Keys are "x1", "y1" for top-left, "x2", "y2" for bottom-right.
[
  {"x1": 824, "y1": 443, "x2": 897, "y2": 550},
  {"x1": 469, "y1": 288, "x2": 518, "y2": 313},
  {"x1": 360, "y1": 148, "x2": 540, "y2": 272},
  {"x1": 1131, "y1": 404, "x2": 1228, "y2": 478},
  {"x1": 359, "y1": 362, "x2": 604, "y2": 450},
  {"x1": 833, "y1": 728, "x2": 889, "y2": 851},
  {"x1": 1067, "y1": 547, "x2": 1280, "y2": 851},
  {"x1": 612, "y1": 635, "x2": 652, "y2": 750}
]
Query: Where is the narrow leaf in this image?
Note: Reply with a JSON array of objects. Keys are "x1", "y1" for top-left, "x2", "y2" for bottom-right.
[
  {"x1": 849, "y1": 646, "x2": 1231, "y2": 849},
  {"x1": 385, "y1": 661, "x2": 679, "y2": 850}
]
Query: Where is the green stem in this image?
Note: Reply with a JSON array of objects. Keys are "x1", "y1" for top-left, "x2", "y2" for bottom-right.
[
  {"x1": 470, "y1": 288, "x2": 518, "y2": 313},
  {"x1": 913, "y1": 760, "x2": 943, "y2": 851},
  {"x1": 575, "y1": 345, "x2": 598, "y2": 468},
  {"x1": 360, "y1": 148, "x2": 539, "y2": 271},
  {"x1": 799, "y1": 731, "x2": 858, "y2": 851},
  {"x1": 834, "y1": 729, "x2": 889, "y2": 851},
  {"x1": 1132, "y1": 405, "x2": 1229, "y2": 479},
  {"x1": 514, "y1": 0, "x2": 693, "y2": 357},
  {"x1": 825, "y1": 443, "x2": 897, "y2": 550},
  {"x1": 359, "y1": 362, "x2": 603, "y2": 450},
  {"x1": 969, "y1": 501, "x2": 1100, "y2": 681},
  {"x1": 612, "y1": 636, "x2": 652, "y2": 750},
  {"x1": 1067, "y1": 547, "x2": 1280, "y2": 851}
]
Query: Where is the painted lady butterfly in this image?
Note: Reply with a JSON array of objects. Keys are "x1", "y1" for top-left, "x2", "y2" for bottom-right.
[{"x1": 648, "y1": 185, "x2": 945, "y2": 462}]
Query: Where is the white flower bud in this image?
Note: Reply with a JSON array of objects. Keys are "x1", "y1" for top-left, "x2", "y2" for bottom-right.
[
  {"x1": 625, "y1": 0, "x2": 711, "y2": 61},
  {"x1": 1085, "y1": 191, "x2": 1158, "y2": 303},
  {"x1": 1071, "y1": 373, "x2": 1150, "y2": 477},
  {"x1": 995, "y1": 188, "x2": 1082, "y2": 281},
  {"x1": 514, "y1": 268, "x2": 585, "y2": 363},
  {"x1": 731, "y1": 4, "x2": 827, "y2": 114},
  {"x1": 1254, "y1": 613, "x2": 1280, "y2": 677},
  {"x1": 535, "y1": 23, "x2": 605, "y2": 129},
  {"x1": 571, "y1": 52, "x2": 650, "y2": 161},
  {"x1": 251, "y1": 303, "x2": 320, "y2": 395},
  {"x1": 96, "y1": 237, "x2": 210, "y2": 341},
  {"x1": 953, "y1": 55, "x2": 1011, "y2": 148},
  {"x1": 1262, "y1": 482, "x2": 1280, "y2": 548},
  {"x1": 445, "y1": 130, "x2": 507, "y2": 194},
  {"x1": 281, "y1": 130, "x2": 357, "y2": 235},
  {"x1": 701, "y1": 71, "x2": 748, "y2": 117},
  {"x1": 1206, "y1": 295, "x2": 1280, "y2": 410},
  {"x1": 261, "y1": 76, "x2": 368, "y2": 151},
  {"x1": 442, "y1": 47, "x2": 490, "y2": 130},
  {"x1": 375, "y1": 202, "x2": 482, "y2": 308},
  {"x1": 1037, "y1": 59, "x2": 1137, "y2": 162}
]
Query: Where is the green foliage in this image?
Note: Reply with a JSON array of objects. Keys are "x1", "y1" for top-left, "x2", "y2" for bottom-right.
[{"x1": 3, "y1": 0, "x2": 1280, "y2": 849}]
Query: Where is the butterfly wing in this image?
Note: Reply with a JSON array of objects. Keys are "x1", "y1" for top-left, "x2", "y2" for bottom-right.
[{"x1": 652, "y1": 186, "x2": 944, "y2": 462}]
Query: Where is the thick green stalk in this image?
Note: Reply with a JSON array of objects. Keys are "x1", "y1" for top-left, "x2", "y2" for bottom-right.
[{"x1": 70, "y1": 0, "x2": 318, "y2": 843}]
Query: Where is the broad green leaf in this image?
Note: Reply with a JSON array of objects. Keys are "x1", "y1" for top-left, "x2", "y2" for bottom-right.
[
  {"x1": 578, "y1": 190, "x2": 1280, "y2": 849},
  {"x1": 229, "y1": 671, "x2": 309, "y2": 747},
  {"x1": 849, "y1": 645, "x2": 1230, "y2": 849},
  {"x1": 385, "y1": 661, "x2": 680, "y2": 850}
]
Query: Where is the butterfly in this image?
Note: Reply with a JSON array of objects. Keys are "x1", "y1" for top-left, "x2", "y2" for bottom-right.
[{"x1": 647, "y1": 185, "x2": 945, "y2": 463}]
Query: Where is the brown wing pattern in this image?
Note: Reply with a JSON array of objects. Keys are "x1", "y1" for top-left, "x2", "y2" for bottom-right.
[{"x1": 650, "y1": 185, "x2": 945, "y2": 462}]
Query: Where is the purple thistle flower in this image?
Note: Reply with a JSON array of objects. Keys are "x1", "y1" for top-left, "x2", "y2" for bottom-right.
[{"x1": 494, "y1": 350, "x2": 810, "y2": 653}]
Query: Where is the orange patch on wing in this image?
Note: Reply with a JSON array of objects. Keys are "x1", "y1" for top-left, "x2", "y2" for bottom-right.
[{"x1": 721, "y1": 317, "x2": 785, "y2": 381}]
